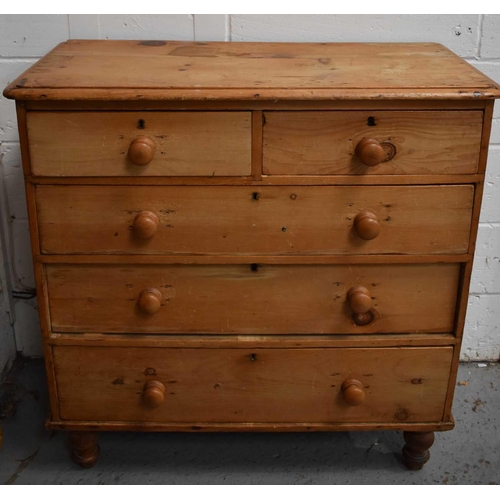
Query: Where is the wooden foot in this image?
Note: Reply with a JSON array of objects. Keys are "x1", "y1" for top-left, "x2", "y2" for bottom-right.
[
  {"x1": 402, "y1": 431, "x2": 435, "y2": 470},
  {"x1": 69, "y1": 432, "x2": 100, "y2": 468}
]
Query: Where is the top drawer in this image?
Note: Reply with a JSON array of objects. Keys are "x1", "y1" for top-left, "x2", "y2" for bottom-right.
[
  {"x1": 263, "y1": 111, "x2": 483, "y2": 175},
  {"x1": 26, "y1": 111, "x2": 252, "y2": 177}
]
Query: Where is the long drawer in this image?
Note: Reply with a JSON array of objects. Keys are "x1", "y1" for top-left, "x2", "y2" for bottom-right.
[
  {"x1": 53, "y1": 346, "x2": 453, "y2": 423},
  {"x1": 263, "y1": 111, "x2": 483, "y2": 175},
  {"x1": 26, "y1": 111, "x2": 252, "y2": 177},
  {"x1": 46, "y1": 263, "x2": 460, "y2": 334},
  {"x1": 36, "y1": 185, "x2": 474, "y2": 255}
]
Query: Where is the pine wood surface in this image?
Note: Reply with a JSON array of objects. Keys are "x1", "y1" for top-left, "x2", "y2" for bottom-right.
[
  {"x1": 46, "y1": 420, "x2": 456, "y2": 433},
  {"x1": 4, "y1": 41, "x2": 499, "y2": 445},
  {"x1": 23, "y1": 99, "x2": 491, "y2": 111},
  {"x1": 46, "y1": 263, "x2": 460, "y2": 335},
  {"x1": 27, "y1": 174, "x2": 484, "y2": 186},
  {"x1": 263, "y1": 111, "x2": 483, "y2": 175},
  {"x1": 27, "y1": 111, "x2": 252, "y2": 177},
  {"x1": 53, "y1": 346, "x2": 453, "y2": 423},
  {"x1": 4, "y1": 41, "x2": 500, "y2": 100},
  {"x1": 36, "y1": 185, "x2": 473, "y2": 256},
  {"x1": 48, "y1": 333, "x2": 459, "y2": 349}
]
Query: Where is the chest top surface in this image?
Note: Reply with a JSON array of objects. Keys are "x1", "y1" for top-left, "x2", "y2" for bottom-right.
[{"x1": 4, "y1": 40, "x2": 500, "y2": 101}]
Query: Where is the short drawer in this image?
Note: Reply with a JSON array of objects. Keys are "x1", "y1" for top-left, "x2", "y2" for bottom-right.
[
  {"x1": 36, "y1": 185, "x2": 474, "y2": 255},
  {"x1": 53, "y1": 346, "x2": 453, "y2": 423},
  {"x1": 46, "y1": 263, "x2": 460, "y2": 334},
  {"x1": 263, "y1": 111, "x2": 483, "y2": 175},
  {"x1": 26, "y1": 111, "x2": 252, "y2": 176}
]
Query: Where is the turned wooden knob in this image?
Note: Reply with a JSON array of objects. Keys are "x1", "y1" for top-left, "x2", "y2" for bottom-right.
[
  {"x1": 132, "y1": 211, "x2": 159, "y2": 239},
  {"x1": 347, "y1": 286, "x2": 372, "y2": 314},
  {"x1": 142, "y1": 380, "x2": 166, "y2": 408},
  {"x1": 137, "y1": 288, "x2": 162, "y2": 315},
  {"x1": 128, "y1": 136, "x2": 155, "y2": 166},
  {"x1": 355, "y1": 137, "x2": 386, "y2": 167},
  {"x1": 341, "y1": 379, "x2": 366, "y2": 406},
  {"x1": 354, "y1": 211, "x2": 380, "y2": 240}
]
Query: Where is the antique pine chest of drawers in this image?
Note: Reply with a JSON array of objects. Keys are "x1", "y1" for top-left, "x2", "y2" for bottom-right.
[{"x1": 4, "y1": 40, "x2": 500, "y2": 470}]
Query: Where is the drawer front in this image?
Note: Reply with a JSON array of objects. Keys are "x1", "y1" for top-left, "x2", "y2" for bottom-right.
[
  {"x1": 46, "y1": 263, "x2": 460, "y2": 334},
  {"x1": 36, "y1": 185, "x2": 474, "y2": 256},
  {"x1": 27, "y1": 111, "x2": 252, "y2": 177},
  {"x1": 53, "y1": 346, "x2": 453, "y2": 423},
  {"x1": 263, "y1": 111, "x2": 483, "y2": 175}
]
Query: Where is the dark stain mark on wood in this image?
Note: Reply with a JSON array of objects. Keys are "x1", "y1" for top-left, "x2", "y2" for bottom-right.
[
  {"x1": 395, "y1": 409, "x2": 409, "y2": 421},
  {"x1": 139, "y1": 40, "x2": 166, "y2": 46},
  {"x1": 112, "y1": 378, "x2": 125, "y2": 385}
]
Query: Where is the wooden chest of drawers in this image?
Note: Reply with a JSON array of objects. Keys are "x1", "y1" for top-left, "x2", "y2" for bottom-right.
[{"x1": 4, "y1": 40, "x2": 499, "y2": 470}]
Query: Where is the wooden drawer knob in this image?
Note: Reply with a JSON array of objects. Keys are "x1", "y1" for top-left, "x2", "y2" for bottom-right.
[
  {"x1": 347, "y1": 286, "x2": 372, "y2": 314},
  {"x1": 142, "y1": 380, "x2": 166, "y2": 408},
  {"x1": 128, "y1": 136, "x2": 155, "y2": 166},
  {"x1": 137, "y1": 288, "x2": 162, "y2": 315},
  {"x1": 133, "y1": 211, "x2": 159, "y2": 239},
  {"x1": 354, "y1": 211, "x2": 380, "y2": 240},
  {"x1": 355, "y1": 137, "x2": 386, "y2": 167},
  {"x1": 341, "y1": 379, "x2": 365, "y2": 406}
]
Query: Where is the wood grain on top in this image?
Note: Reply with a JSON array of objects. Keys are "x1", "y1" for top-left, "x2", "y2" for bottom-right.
[{"x1": 4, "y1": 40, "x2": 500, "y2": 100}]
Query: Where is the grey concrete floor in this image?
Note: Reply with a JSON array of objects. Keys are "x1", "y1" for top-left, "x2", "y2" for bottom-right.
[{"x1": 0, "y1": 359, "x2": 499, "y2": 485}]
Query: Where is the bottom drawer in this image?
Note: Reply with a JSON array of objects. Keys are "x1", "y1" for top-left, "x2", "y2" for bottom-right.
[{"x1": 53, "y1": 346, "x2": 452, "y2": 423}]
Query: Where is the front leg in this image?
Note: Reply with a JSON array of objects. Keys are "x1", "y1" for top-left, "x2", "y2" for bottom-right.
[
  {"x1": 69, "y1": 431, "x2": 100, "y2": 468},
  {"x1": 402, "y1": 431, "x2": 435, "y2": 470}
]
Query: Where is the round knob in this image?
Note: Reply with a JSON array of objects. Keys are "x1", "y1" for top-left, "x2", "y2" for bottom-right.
[
  {"x1": 341, "y1": 379, "x2": 365, "y2": 406},
  {"x1": 352, "y1": 311, "x2": 374, "y2": 327},
  {"x1": 132, "y1": 211, "x2": 159, "y2": 239},
  {"x1": 354, "y1": 211, "x2": 380, "y2": 240},
  {"x1": 355, "y1": 137, "x2": 386, "y2": 167},
  {"x1": 128, "y1": 136, "x2": 155, "y2": 166},
  {"x1": 347, "y1": 286, "x2": 372, "y2": 314},
  {"x1": 142, "y1": 380, "x2": 165, "y2": 408},
  {"x1": 137, "y1": 288, "x2": 162, "y2": 315}
]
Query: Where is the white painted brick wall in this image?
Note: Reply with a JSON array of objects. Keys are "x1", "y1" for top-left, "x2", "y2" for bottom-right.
[
  {"x1": 480, "y1": 15, "x2": 500, "y2": 59},
  {"x1": 230, "y1": 15, "x2": 480, "y2": 57},
  {"x1": 98, "y1": 15, "x2": 194, "y2": 40},
  {"x1": 0, "y1": 14, "x2": 499, "y2": 362}
]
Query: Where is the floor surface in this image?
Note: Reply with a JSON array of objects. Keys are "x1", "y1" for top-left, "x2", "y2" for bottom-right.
[{"x1": 0, "y1": 359, "x2": 498, "y2": 485}]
